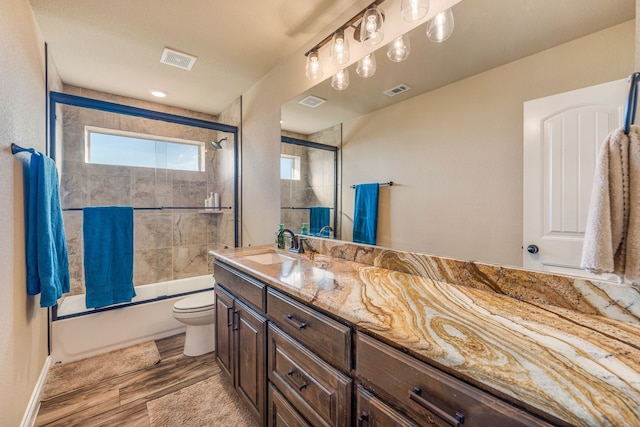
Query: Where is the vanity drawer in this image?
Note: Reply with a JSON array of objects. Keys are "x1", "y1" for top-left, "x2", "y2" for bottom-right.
[
  {"x1": 356, "y1": 333, "x2": 555, "y2": 427},
  {"x1": 356, "y1": 385, "x2": 420, "y2": 427},
  {"x1": 214, "y1": 260, "x2": 266, "y2": 312},
  {"x1": 268, "y1": 383, "x2": 311, "y2": 427},
  {"x1": 268, "y1": 324, "x2": 352, "y2": 427},
  {"x1": 267, "y1": 288, "x2": 351, "y2": 371}
]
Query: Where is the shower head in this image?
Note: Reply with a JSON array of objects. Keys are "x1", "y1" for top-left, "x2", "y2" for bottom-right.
[{"x1": 211, "y1": 137, "x2": 227, "y2": 150}]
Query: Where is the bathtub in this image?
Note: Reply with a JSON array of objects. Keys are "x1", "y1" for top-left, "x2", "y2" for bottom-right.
[{"x1": 51, "y1": 275, "x2": 215, "y2": 364}]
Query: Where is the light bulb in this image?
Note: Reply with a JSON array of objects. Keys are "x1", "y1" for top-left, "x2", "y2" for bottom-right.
[
  {"x1": 330, "y1": 30, "x2": 350, "y2": 65},
  {"x1": 401, "y1": 0, "x2": 429, "y2": 22},
  {"x1": 356, "y1": 52, "x2": 376, "y2": 78},
  {"x1": 386, "y1": 34, "x2": 410, "y2": 62},
  {"x1": 360, "y1": 6, "x2": 384, "y2": 46},
  {"x1": 331, "y1": 69, "x2": 349, "y2": 90},
  {"x1": 426, "y1": 8, "x2": 454, "y2": 42},
  {"x1": 305, "y1": 50, "x2": 323, "y2": 80}
]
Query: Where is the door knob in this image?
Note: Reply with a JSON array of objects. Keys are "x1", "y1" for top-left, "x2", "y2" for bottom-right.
[{"x1": 527, "y1": 245, "x2": 539, "y2": 254}]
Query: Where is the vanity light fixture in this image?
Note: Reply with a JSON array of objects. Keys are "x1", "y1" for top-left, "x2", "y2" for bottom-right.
[
  {"x1": 356, "y1": 52, "x2": 377, "y2": 78},
  {"x1": 387, "y1": 34, "x2": 411, "y2": 62},
  {"x1": 401, "y1": 0, "x2": 429, "y2": 22},
  {"x1": 303, "y1": 0, "x2": 386, "y2": 81},
  {"x1": 360, "y1": 5, "x2": 385, "y2": 46},
  {"x1": 305, "y1": 50, "x2": 323, "y2": 80},
  {"x1": 426, "y1": 8, "x2": 455, "y2": 42},
  {"x1": 330, "y1": 30, "x2": 350, "y2": 65},
  {"x1": 331, "y1": 69, "x2": 350, "y2": 90}
]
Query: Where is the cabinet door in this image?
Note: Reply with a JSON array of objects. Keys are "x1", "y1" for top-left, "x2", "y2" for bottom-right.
[
  {"x1": 235, "y1": 299, "x2": 267, "y2": 424},
  {"x1": 215, "y1": 286, "x2": 234, "y2": 377}
]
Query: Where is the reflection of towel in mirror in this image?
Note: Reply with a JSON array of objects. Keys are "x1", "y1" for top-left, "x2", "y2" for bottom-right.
[
  {"x1": 581, "y1": 126, "x2": 640, "y2": 282},
  {"x1": 83, "y1": 206, "x2": 135, "y2": 308},
  {"x1": 310, "y1": 206, "x2": 330, "y2": 236},
  {"x1": 353, "y1": 183, "x2": 379, "y2": 245}
]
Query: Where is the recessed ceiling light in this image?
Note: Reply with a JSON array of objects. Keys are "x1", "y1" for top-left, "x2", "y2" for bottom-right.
[{"x1": 150, "y1": 90, "x2": 168, "y2": 98}]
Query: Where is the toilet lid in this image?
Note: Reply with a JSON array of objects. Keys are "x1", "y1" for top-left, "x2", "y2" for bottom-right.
[{"x1": 173, "y1": 291, "x2": 215, "y2": 312}]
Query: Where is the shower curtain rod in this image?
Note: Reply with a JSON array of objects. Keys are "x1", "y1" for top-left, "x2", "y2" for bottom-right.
[
  {"x1": 349, "y1": 181, "x2": 393, "y2": 189},
  {"x1": 62, "y1": 206, "x2": 232, "y2": 211}
]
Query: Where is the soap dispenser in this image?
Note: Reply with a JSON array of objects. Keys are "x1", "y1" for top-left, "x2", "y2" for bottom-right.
[
  {"x1": 276, "y1": 224, "x2": 285, "y2": 249},
  {"x1": 301, "y1": 222, "x2": 309, "y2": 235}
]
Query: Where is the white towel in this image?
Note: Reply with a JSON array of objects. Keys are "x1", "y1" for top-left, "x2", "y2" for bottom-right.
[{"x1": 581, "y1": 125, "x2": 640, "y2": 282}]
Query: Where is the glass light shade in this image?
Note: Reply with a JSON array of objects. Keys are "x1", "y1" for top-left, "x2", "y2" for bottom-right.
[
  {"x1": 360, "y1": 6, "x2": 384, "y2": 46},
  {"x1": 331, "y1": 69, "x2": 349, "y2": 90},
  {"x1": 305, "y1": 50, "x2": 323, "y2": 80},
  {"x1": 426, "y1": 8, "x2": 455, "y2": 42},
  {"x1": 356, "y1": 52, "x2": 376, "y2": 78},
  {"x1": 401, "y1": 0, "x2": 429, "y2": 22},
  {"x1": 330, "y1": 30, "x2": 350, "y2": 65},
  {"x1": 386, "y1": 34, "x2": 410, "y2": 62}
]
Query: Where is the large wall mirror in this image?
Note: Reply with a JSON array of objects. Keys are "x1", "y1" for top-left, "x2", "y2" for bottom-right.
[{"x1": 281, "y1": 0, "x2": 635, "y2": 271}]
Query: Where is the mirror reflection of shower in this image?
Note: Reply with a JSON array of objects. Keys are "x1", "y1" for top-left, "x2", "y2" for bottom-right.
[{"x1": 280, "y1": 126, "x2": 340, "y2": 239}]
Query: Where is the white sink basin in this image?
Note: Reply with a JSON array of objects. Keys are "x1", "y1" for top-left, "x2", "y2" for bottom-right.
[{"x1": 244, "y1": 252, "x2": 296, "y2": 265}]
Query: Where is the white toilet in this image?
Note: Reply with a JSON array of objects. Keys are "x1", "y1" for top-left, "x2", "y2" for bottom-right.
[{"x1": 172, "y1": 290, "x2": 216, "y2": 356}]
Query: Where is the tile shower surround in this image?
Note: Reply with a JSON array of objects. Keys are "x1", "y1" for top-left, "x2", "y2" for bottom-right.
[{"x1": 59, "y1": 96, "x2": 235, "y2": 297}]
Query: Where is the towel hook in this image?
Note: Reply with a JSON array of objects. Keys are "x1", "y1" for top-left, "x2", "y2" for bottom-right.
[{"x1": 624, "y1": 72, "x2": 640, "y2": 135}]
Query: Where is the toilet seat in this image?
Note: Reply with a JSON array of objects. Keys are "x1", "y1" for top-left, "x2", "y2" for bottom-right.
[{"x1": 172, "y1": 291, "x2": 215, "y2": 313}]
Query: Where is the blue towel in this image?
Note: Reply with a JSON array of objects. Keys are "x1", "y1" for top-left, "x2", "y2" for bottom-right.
[
  {"x1": 310, "y1": 206, "x2": 330, "y2": 236},
  {"x1": 83, "y1": 206, "x2": 135, "y2": 308},
  {"x1": 16, "y1": 152, "x2": 70, "y2": 307},
  {"x1": 353, "y1": 183, "x2": 379, "y2": 245}
]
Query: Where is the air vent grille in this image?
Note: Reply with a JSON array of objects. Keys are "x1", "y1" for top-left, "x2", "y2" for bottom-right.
[
  {"x1": 383, "y1": 84, "x2": 411, "y2": 97},
  {"x1": 298, "y1": 95, "x2": 326, "y2": 108},
  {"x1": 160, "y1": 48, "x2": 197, "y2": 71}
]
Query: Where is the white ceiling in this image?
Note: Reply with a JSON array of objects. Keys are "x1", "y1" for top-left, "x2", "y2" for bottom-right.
[
  {"x1": 29, "y1": 0, "x2": 359, "y2": 114},
  {"x1": 30, "y1": 0, "x2": 635, "y2": 133}
]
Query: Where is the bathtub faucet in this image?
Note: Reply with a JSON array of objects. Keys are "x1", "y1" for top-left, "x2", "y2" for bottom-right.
[{"x1": 277, "y1": 228, "x2": 305, "y2": 254}]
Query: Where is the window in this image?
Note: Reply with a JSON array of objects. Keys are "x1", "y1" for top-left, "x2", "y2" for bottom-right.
[
  {"x1": 280, "y1": 154, "x2": 301, "y2": 180},
  {"x1": 85, "y1": 126, "x2": 205, "y2": 172}
]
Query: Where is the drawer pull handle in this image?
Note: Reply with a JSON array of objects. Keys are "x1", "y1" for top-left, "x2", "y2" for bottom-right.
[
  {"x1": 226, "y1": 306, "x2": 233, "y2": 327},
  {"x1": 285, "y1": 314, "x2": 307, "y2": 329},
  {"x1": 232, "y1": 310, "x2": 239, "y2": 331},
  {"x1": 286, "y1": 369, "x2": 308, "y2": 391},
  {"x1": 409, "y1": 387, "x2": 464, "y2": 427},
  {"x1": 357, "y1": 411, "x2": 369, "y2": 427}
]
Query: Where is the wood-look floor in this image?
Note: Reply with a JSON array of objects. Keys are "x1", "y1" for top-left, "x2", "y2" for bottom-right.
[{"x1": 35, "y1": 334, "x2": 219, "y2": 426}]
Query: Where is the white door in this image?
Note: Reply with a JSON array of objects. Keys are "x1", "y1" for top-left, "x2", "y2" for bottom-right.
[{"x1": 523, "y1": 78, "x2": 628, "y2": 276}]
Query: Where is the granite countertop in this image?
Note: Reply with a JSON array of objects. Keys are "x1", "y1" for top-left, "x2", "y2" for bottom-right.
[{"x1": 210, "y1": 245, "x2": 640, "y2": 427}]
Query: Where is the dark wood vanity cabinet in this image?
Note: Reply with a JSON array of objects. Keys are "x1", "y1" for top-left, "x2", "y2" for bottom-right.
[
  {"x1": 267, "y1": 288, "x2": 353, "y2": 427},
  {"x1": 356, "y1": 333, "x2": 555, "y2": 427},
  {"x1": 213, "y1": 257, "x2": 562, "y2": 427},
  {"x1": 214, "y1": 261, "x2": 268, "y2": 426}
]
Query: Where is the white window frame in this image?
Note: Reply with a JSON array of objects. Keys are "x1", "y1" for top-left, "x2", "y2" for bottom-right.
[{"x1": 280, "y1": 154, "x2": 301, "y2": 180}]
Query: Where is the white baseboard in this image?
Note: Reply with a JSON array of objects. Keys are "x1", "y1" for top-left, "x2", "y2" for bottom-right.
[{"x1": 20, "y1": 355, "x2": 51, "y2": 427}]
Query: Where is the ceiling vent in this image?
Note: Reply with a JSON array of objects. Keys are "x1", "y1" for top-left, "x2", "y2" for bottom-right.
[
  {"x1": 383, "y1": 84, "x2": 411, "y2": 97},
  {"x1": 160, "y1": 48, "x2": 197, "y2": 71},
  {"x1": 298, "y1": 95, "x2": 326, "y2": 108}
]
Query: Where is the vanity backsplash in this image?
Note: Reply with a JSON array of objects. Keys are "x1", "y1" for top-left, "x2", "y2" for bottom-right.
[{"x1": 302, "y1": 236, "x2": 640, "y2": 325}]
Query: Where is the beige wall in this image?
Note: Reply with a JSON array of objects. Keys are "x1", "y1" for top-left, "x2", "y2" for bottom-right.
[
  {"x1": 0, "y1": 0, "x2": 50, "y2": 425},
  {"x1": 340, "y1": 21, "x2": 635, "y2": 267}
]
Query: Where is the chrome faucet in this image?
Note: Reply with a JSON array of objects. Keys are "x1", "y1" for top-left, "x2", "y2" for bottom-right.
[
  {"x1": 277, "y1": 228, "x2": 305, "y2": 254},
  {"x1": 316, "y1": 225, "x2": 333, "y2": 237}
]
